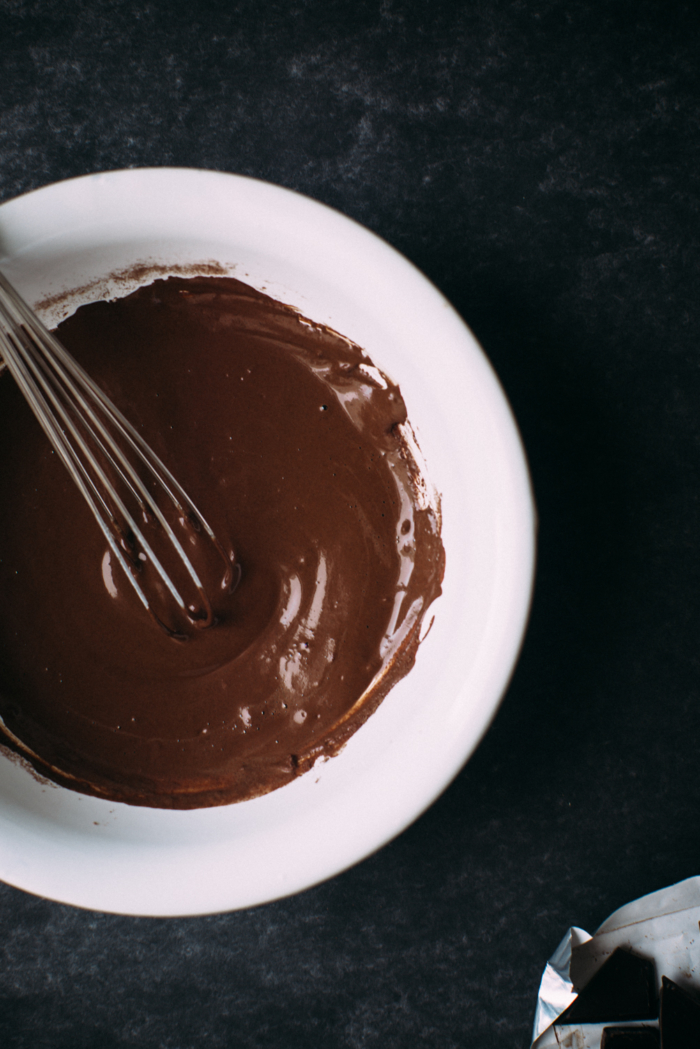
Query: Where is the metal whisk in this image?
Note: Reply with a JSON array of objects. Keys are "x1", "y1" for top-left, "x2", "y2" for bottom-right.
[{"x1": 0, "y1": 270, "x2": 233, "y2": 637}]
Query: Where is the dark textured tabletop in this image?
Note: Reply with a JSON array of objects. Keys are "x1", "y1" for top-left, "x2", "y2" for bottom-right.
[{"x1": 1, "y1": 1, "x2": 699, "y2": 1046}]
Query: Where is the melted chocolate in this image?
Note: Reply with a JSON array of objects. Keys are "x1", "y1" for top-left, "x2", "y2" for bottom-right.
[{"x1": 0, "y1": 276, "x2": 444, "y2": 808}]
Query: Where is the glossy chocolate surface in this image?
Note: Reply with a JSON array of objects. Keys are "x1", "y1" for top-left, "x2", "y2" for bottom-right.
[{"x1": 0, "y1": 276, "x2": 444, "y2": 807}]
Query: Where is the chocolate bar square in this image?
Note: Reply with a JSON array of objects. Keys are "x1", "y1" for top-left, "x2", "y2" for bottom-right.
[
  {"x1": 556, "y1": 948, "x2": 657, "y2": 1025},
  {"x1": 601, "y1": 1026, "x2": 660, "y2": 1048}
]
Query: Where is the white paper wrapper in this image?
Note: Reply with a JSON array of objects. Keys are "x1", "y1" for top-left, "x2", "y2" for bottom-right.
[{"x1": 531, "y1": 875, "x2": 700, "y2": 1048}]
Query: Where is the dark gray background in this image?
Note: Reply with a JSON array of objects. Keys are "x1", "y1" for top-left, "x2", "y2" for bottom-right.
[{"x1": 1, "y1": 1, "x2": 699, "y2": 1045}]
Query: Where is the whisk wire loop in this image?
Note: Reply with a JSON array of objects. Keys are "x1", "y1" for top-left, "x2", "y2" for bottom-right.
[{"x1": 0, "y1": 270, "x2": 230, "y2": 635}]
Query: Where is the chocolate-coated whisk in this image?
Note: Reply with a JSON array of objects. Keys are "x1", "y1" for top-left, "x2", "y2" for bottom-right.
[{"x1": 0, "y1": 270, "x2": 233, "y2": 637}]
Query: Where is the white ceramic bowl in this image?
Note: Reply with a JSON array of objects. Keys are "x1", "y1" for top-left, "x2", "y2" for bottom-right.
[{"x1": 0, "y1": 169, "x2": 534, "y2": 916}]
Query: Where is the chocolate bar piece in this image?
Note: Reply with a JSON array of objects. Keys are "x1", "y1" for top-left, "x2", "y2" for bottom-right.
[
  {"x1": 556, "y1": 948, "x2": 657, "y2": 1024},
  {"x1": 601, "y1": 1026, "x2": 660, "y2": 1048},
  {"x1": 659, "y1": 976, "x2": 700, "y2": 1047}
]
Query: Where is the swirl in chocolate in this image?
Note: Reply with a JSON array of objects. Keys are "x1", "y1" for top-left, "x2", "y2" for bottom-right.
[{"x1": 0, "y1": 276, "x2": 444, "y2": 808}]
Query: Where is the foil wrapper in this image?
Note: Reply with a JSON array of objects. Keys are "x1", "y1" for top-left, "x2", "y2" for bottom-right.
[{"x1": 531, "y1": 876, "x2": 700, "y2": 1048}]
